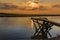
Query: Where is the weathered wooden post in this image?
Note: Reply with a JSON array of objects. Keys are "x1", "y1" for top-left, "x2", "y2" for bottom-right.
[{"x1": 31, "y1": 17, "x2": 54, "y2": 40}]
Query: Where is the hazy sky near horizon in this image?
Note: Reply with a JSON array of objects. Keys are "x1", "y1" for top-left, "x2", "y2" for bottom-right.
[{"x1": 0, "y1": 0, "x2": 60, "y2": 4}]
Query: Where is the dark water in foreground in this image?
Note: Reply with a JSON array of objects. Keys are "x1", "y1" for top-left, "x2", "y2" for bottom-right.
[{"x1": 0, "y1": 17, "x2": 60, "y2": 40}]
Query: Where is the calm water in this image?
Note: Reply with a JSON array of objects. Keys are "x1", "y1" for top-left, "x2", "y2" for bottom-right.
[{"x1": 0, "y1": 17, "x2": 60, "y2": 40}]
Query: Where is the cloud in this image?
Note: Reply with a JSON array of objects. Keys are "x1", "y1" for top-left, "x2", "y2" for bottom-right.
[
  {"x1": 31, "y1": 6, "x2": 47, "y2": 10},
  {"x1": 0, "y1": 3, "x2": 26, "y2": 10},
  {"x1": 39, "y1": 6, "x2": 47, "y2": 10},
  {"x1": 0, "y1": 3, "x2": 60, "y2": 11},
  {"x1": 0, "y1": 3, "x2": 18, "y2": 9},
  {"x1": 52, "y1": 4, "x2": 60, "y2": 8}
]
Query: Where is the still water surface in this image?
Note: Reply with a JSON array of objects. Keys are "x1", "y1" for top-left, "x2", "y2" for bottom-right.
[{"x1": 0, "y1": 17, "x2": 60, "y2": 39}]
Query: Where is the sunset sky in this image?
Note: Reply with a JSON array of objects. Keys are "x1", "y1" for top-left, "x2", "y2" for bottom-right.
[
  {"x1": 0, "y1": 0, "x2": 60, "y2": 4},
  {"x1": 0, "y1": 0, "x2": 60, "y2": 15}
]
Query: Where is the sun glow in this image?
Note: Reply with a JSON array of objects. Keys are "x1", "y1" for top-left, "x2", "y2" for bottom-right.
[
  {"x1": 29, "y1": 2, "x2": 36, "y2": 7},
  {"x1": 25, "y1": 1, "x2": 40, "y2": 9}
]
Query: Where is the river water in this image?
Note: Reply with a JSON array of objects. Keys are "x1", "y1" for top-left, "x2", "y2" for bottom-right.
[{"x1": 0, "y1": 16, "x2": 60, "y2": 40}]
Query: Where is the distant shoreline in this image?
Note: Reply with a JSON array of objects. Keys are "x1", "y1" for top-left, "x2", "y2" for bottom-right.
[{"x1": 0, "y1": 13, "x2": 60, "y2": 17}]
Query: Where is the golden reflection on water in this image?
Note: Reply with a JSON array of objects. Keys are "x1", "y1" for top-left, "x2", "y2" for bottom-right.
[{"x1": 0, "y1": 16, "x2": 60, "y2": 28}]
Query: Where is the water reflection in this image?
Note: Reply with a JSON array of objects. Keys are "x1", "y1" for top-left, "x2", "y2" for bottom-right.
[{"x1": 0, "y1": 17, "x2": 60, "y2": 40}]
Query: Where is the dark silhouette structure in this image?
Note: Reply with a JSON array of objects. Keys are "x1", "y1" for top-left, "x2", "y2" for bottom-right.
[{"x1": 31, "y1": 17, "x2": 60, "y2": 40}]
